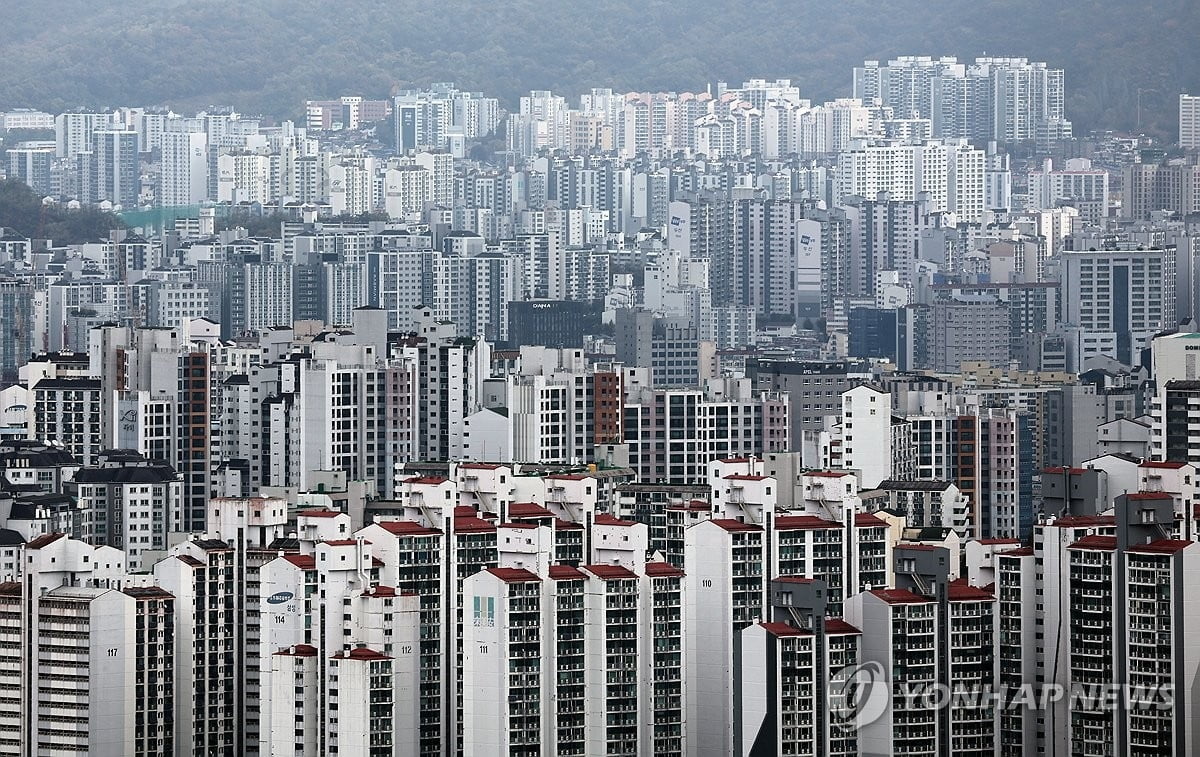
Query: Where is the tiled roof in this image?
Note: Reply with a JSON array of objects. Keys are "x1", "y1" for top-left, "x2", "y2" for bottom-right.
[
  {"x1": 644, "y1": 562, "x2": 685, "y2": 578},
  {"x1": 1068, "y1": 535, "x2": 1117, "y2": 551},
  {"x1": 486, "y1": 567, "x2": 541, "y2": 583},
  {"x1": 870, "y1": 588, "x2": 932, "y2": 605},
  {"x1": 584, "y1": 564, "x2": 638, "y2": 580}
]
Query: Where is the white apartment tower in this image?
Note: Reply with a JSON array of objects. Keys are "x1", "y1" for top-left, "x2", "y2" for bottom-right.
[
  {"x1": 836, "y1": 139, "x2": 986, "y2": 223},
  {"x1": 1181, "y1": 94, "x2": 1200, "y2": 149},
  {"x1": 55, "y1": 111, "x2": 113, "y2": 158},
  {"x1": 160, "y1": 130, "x2": 209, "y2": 206},
  {"x1": 462, "y1": 555, "x2": 686, "y2": 756},
  {"x1": 839, "y1": 384, "x2": 892, "y2": 489}
]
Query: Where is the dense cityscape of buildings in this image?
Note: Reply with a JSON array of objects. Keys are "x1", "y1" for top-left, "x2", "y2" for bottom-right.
[{"x1": 0, "y1": 53, "x2": 1198, "y2": 756}]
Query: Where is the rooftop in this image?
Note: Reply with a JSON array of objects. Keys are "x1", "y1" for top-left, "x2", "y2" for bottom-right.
[
  {"x1": 708, "y1": 518, "x2": 764, "y2": 533},
  {"x1": 870, "y1": 588, "x2": 932, "y2": 605},
  {"x1": 584, "y1": 564, "x2": 638, "y2": 580},
  {"x1": 1068, "y1": 535, "x2": 1117, "y2": 551},
  {"x1": 547, "y1": 565, "x2": 587, "y2": 581},
  {"x1": 947, "y1": 580, "x2": 994, "y2": 602},
  {"x1": 775, "y1": 515, "x2": 840, "y2": 531},
  {"x1": 373, "y1": 520, "x2": 441, "y2": 537},
  {"x1": 486, "y1": 567, "x2": 541, "y2": 583},
  {"x1": 644, "y1": 562, "x2": 685, "y2": 578},
  {"x1": 1127, "y1": 539, "x2": 1193, "y2": 555}
]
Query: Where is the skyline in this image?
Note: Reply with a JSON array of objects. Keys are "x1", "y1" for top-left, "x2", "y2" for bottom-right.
[
  {"x1": 0, "y1": 0, "x2": 1196, "y2": 136},
  {"x1": 1, "y1": 2, "x2": 1200, "y2": 754}
]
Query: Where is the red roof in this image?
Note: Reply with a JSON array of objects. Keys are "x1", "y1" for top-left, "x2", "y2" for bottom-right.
[
  {"x1": 1127, "y1": 539, "x2": 1193, "y2": 555},
  {"x1": 403, "y1": 476, "x2": 449, "y2": 485},
  {"x1": 585, "y1": 564, "x2": 638, "y2": 580},
  {"x1": 724, "y1": 474, "x2": 768, "y2": 481},
  {"x1": 453, "y1": 516, "x2": 497, "y2": 534},
  {"x1": 460, "y1": 463, "x2": 502, "y2": 470},
  {"x1": 283, "y1": 555, "x2": 316, "y2": 570},
  {"x1": 297, "y1": 509, "x2": 343, "y2": 518},
  {"x1": 1042, "y1": 467, "x2": 1088, "y2": 475},
  {"x1": 759, "y1": 621, "x2": 811, "y2": 637},
  {"x1": 807, "y1": 470, "x2": 852, "y2": 478},
  {"x1": 554, "y1": 518, "x2": 584, "y2": 531},
  {"x1": 275, "y1": 644, "x2": 319, "y2": 657},
  {"x1": 1069, "y1": 535, "x2": 1117, "y2": 551},
  {"x1": 594, "y1": 513, "x2": 636, "y2": 527},
  {"x1": 546, "y1": 474, "x2": 588, "y2": 481},
  {"x1": 25, "y1": 533, "x2": 65, "y2": 550},
  {"x1": 824, "y1": 619, "x2": 862, "y2": 635},
  {"x1": 332, "y1": 648, "x2": 391, "y2": 661},
  {"x1": 548, "y1": 565, "x2": 587, "y2": 581},
  {"x1": 855, "y1": 513, "x2": 887, "y2": 527},
  {"x1": 1126, "y1": 492, "x2": 1174, "y2": 500},
  {"x1": 644, "y1": 562, "x2": 685, "y2": 578},
  {"x1": 374, "y1": 520, "x2": 441, "y2": 537},
  {"x1": 1140, "y1": 461, "x2": 1188, "y2": 469},
  {"x1": 175, "y1": 555, "x2": 205, "y2": 568},
  {"x1": 0, "y1": 583, "x2": 21, "y2": 597},
  {"x1": 774, "y1": 576, "x2": 818, "y2": 584},
  {"x1": 454, "y1": 506, "x2": 478, "y2": 517},
  {"x1": 322, "y1": 539, "x2": 364, "y2": 547},
  {"x1": 775, "y1": 515, "x2": 840, "y2": 531},
  {"x1": 709, "y1": 519, "x2": 763, "y2": 533},
  {"x1": 665, "y1": 499, "x2": 712, "y2": 512},
  {"x1": 486, "y1": 567, "x2": 541, "y2": 583},
  {"x1": 977, "y1": 538, "x2": 1020, "y2": 545},
  {"x1": 718, "y1": 457, "x2": 752, "y2": 464},
  {"x1": 948, "y1": 580, "x2": 994, "y2": 602},
  {"x1": 508, "y1": 502, "x2": 555, "y2": 519},
  {"x1": 871, "y1": 588, "x2": 932, "y2": 605}
]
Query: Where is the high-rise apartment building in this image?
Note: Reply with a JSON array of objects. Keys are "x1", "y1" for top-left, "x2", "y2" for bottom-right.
[
  {"x1": 73, "y1": 450, "x2": 183, "y2": 570},
  {"x1": 1122, "y1": 159, "x2": 1200, "y2": 220},
  {"x1": 929, "y1": 294, "x2": 1011, "y2": 372},
  {"x1": 462, "y1": 555, "x2": 685, "y2": 756},
  {"x1": 0, "y1": 280, "x2": 33, "y2": 383},
  {"x1": 54, "y1": 111, "x2": 113, "y2": 158},
  {"x1": 1181, "y1": 94, "x2": 1200, "y2": 149},
  {"x1": 89, "y1": 129, "x2": 140, "y2": 206},
  {"x1": 835, "y1": 140, "x2": 986, "y2": 223},
  {"x1": 5, "y1": 144, "x2": 55, "y2": 195},
  {"x1": 854, "y1": 57, "x2": 1070, "y2": 143}
]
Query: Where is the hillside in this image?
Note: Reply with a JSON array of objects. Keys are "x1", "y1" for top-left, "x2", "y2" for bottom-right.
[
  {"x1": 0, "y1": 180, "x2": 124, "y2": 244},
  {"x1": 2, "y1": 0, "x2": 1197, "y2": 138}
]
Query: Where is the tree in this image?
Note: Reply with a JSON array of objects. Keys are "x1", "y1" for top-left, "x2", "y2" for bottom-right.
[{"x1": 0, "y1": 179, "x2": 125, "y2": 244}]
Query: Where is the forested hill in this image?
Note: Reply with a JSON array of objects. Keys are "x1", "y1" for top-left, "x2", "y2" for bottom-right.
[
  {"x1": 2, "y1": 0, "x2": 1197, "y2": 138},
  {"x1": 0, "y1": 181, "x2": 124, "y2": 244}
]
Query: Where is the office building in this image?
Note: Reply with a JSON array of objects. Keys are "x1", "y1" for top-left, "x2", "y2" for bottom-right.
[{"x1": 1061, "y1": 248, "x2": 1173, "y2": 366}]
